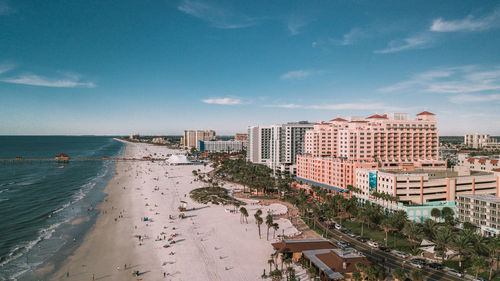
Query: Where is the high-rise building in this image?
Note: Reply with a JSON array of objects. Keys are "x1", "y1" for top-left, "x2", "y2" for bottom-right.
[
  {"x1": 234, "y1": 133, "x2": 248, "y2": 148},
  {"x1": 464, "y1": 133, "x2": 499, "y2": 149},
  {"x1": 296, "y1": 111, "x2": 446, "y2": 193},
  {"x1": 182, "y1": 130, "x2": 216, "y2": 149},
  {"x1": 247, "y1": 122, "x2": 314, "y2": 174}
]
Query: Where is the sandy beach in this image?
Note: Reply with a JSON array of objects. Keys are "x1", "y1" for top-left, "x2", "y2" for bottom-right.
[{"x1": 50, "y1": 141, "x2": 308, "y2": 281}]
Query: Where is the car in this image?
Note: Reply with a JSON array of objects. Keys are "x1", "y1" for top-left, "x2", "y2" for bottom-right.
[
  {"x1": 473, "y1": 277, "x2": 487, "y2": 281},
  {"x1": 446, "y1": 269, "x2": 463, "y2": 277},
  {"x1": 340, "y1": 228, "x2": 348, "y2": 234},
  {"x1": 356, "y1": 236, "x2": 367, "y2": 243},
  {"x1": 409, "y1": 259, "x2": 425, "y2": 268},
  {"x1": 336, "y1": 241, "x2": 349, "y2": 248},
  {"x1": 394, "y1": 251, "x2": 409, "y2": 259},
  {"x1": 378, "y1": 246, "x2": 391, "y2": 252},
  {"x1": 328, "y1": 223, "x2": 335, "y2": 229},
  {"x1": 347, "y1": 231, "x2": 356, "y2": 237},
  {"x1": 412, "y1": 258, "x2": 426, "y2": 264},
  {"x1": 335, "y1": 224, "x2": 342, "y2": 230},
  {"x1": 367, "y1": 241, "x2": 379, "y2": 248},
  {"x1": 427, "y1": 262, "x2": 443, "y2": 270}
]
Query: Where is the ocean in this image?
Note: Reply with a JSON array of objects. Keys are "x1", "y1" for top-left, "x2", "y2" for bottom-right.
[{"x1": 0, "y1": 136, "x2": 125, "y2": 280}]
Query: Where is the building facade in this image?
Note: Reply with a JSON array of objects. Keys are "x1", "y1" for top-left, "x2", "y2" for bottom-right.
[
  {"x1": 181, "y1": 130, "x2": 216, "y2": 149},
  {"x1": 464, "y1": 134, "x2": 496, "y2": 149},
  {"x1": 457, "y1": 154, "x2": 500, "y2": 172},
  {"x1": 296, "y1": 111, "x2": 445, "y2": 195},
  {"x1": 457, "y1": 194, "x2": 500, "y2": 237},
  {"x1": 247, "y1": 122, "x2": 313, "y2": 174},
  {"x1": 198, "y1": 140, "x2": 244, "y2": 153},
  {"x1": 234, "y1": 133, "x2": 248, "y2": 148}
]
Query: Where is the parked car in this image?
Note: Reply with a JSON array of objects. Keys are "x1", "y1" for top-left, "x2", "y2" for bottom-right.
[
  {"x1": 409, "y1": 259, "x2": 425, "y2": 269},
  {"x1": 367, "y1": 241, "x2": 379, "y2": 248},
  {"x1": 335, "y1": 224, "x2": 342, "y2": 230},
  {"x1": 394, "y1": 251, "x2": 409, "y2": 259},
  {"x1": 446, "y1": 269, "x2": 463, "y2": 277},
  {"x1": 378, "y1": 246, "x2": 391, "y2": 252},
  {"x1": 328, "y1": 223, "x2": 335, "y2": 229},
  {"x1": 356, "y1": 236, "x2": 367, "y2": 243},
  {"x1": 347, "y1": 231, "x2": 356, "y2": 237},
  {"x1": 336, "y1": 241, "x2": 350, "y2": 248},
  {"x1": 427, "y1": 263, "x2": 443, "y2": 270},
  {"x1": 340, "y1": 228, "x2": 348, "y2": 234},
  {"x1": 473, "y1": 277, "x2": 487, "y2": 281}
]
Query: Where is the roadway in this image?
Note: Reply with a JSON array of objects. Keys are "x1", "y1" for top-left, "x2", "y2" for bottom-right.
[{"x1": 312, "y1": 219, "x2": 465, "y2": 281}]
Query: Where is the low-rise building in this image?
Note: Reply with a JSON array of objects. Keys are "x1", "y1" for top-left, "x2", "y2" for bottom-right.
[
  {"x1": 234, "y1": 133, "x2": 248, "y2": 148},
  {"x1": 457, "y1": 154, "x2": 500, "y2": 172},
  {"x1": 198, "y1": 140, "x2": 244, "y2": 153},
  {"x1": 303, "y1": 248, "x2": 371, "y2": 281},
  {"x1": 457, "y1": 194, "x2": 500, "y2": 237},
  {"x1": 272, "y1": 239, "x2": 336, "y2": 262}
]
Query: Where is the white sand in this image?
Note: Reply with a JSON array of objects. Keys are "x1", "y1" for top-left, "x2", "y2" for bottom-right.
[{"x1": 51, "y1": 142, "x2": 304, "y2": 281}]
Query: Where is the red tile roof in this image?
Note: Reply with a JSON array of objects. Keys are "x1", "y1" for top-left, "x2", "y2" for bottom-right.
[
  {"x1": 493, "y1": 168, "x2": 500, "y2": 172},
  {"x1": 479, "y1": 158, "x2": 487, "y2": 163},
  {"x1": 330, "y1": 117, "x2": 347, "y2": 122},
  {"x1": 468, "y1": 158, "x2": 475, "y2": 163},
  {"x1": 366, "y1": 114, "x2": 388, "y2": 119},
  {"x1": 491, "y1": 160, "x2": 499, "y2": 164},
  {"x1": 56, "y1": 153, "x2": 69, "y2": 158},
  {"x1": 272, "y1": 240, "x2": 336, "y2": 253},
  {"x1": 315, "y1": 250, "x2": 371, "y2": 273},
  {"x1": 417, "y1": 111, "x2": 435, "y2": 116},
  {"x1": 350, "y1": 120, "x2": 369, "y2": 123}
]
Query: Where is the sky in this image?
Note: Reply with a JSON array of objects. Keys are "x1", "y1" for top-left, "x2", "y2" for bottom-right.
[{"x1": 1, "y1": 0, "x2": 500, "y2": 136}]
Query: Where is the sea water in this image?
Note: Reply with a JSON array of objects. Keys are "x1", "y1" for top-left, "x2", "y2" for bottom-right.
[{"x1": 0, "y1": 136, "x2": 125, "y2": 280}]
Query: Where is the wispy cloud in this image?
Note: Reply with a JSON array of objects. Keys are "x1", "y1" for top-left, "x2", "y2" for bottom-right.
[
  {"x1": 287, "y1": 18, "x2": 307, "y2": 36},
  {"x1": 449, "y1": 93, "x2": 500, "y2": 104},
  {"x1": 0, "y1": 1, "x2": 14, "y2": 15},
  {"x1": 374, "y1": 32, "x2": 434, "y2": 54},
  {"x1": 1, "y1": 73, "x2": 95, "y2": 88},
  {"x1": 0, "y1": 64, "x2": 14, "y2": 75},
  {"x1": 264, "y1": 102, "x2": 407, "y2": 112},
  {"x1": 280, "y1": 69, "x2": 322, "y2": 80},
  {"x1": 332, "y1": 28, "x2": 366, "y2": 46},
  {"x1": 178, "y1": 0, "x2": 257, "y2": 29},
  {"x1": 202, "y1": 97, "x2": 242, "y2": 105},
  {"x1": 431, "y1": 8, "x2": 500, "y2": 32},
  {"x1": 379, "y1": 65, "x2": 500, "y2": 95}
]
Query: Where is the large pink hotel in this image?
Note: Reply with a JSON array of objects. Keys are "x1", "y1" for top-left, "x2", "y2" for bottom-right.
[{"x1": 296, "y1": 111, "x2": 446, "y2": 194}]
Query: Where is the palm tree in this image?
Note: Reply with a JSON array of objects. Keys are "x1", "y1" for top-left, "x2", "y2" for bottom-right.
[
  {"x1": 488, "y1": 237, "x2": 500, "y2": 280},
  {"x1": 422, "y1": 218, "x2": 438, "y2": 240},
  {"x1": 434, "y1": 227, "x2": 453, "y2": 262},
  {"x1": 441, "y1": 206, "x2": 454, "y2": 217},
  {"x1": 306, "y1": 266, "x2": 316, "y2": 279},
  {"x1": 240, "y1": 207, "x2": 249, "y2": 224},
  {"x1": 410, "y1": 269, "x2": 424, "y2": 281},
  {"x1": 403, "y1": 222, "x2": 422, "y2": 250},
  {"x1": 357, "y1": 207, "x2": 370, "y2": 237},
  {"x1": 431, "y1": 208, "x2": 441, "y2": 222},
  {"x1": 272, "y1": 223, "x2": 279, "y2": 239},
  {"x1": 267, "y1": 258, "x2": 274, "y2": 273},
  {"x1": 352, "y1": 271, "x2": 363, "y2": 281},
  {"x1": 286, "y1": 266, "x2": 295, "y2": 281},
  {"x1": 453, "y1": 230, "x2": 474, "y2": 269},
  {"x1": 255, "y1": 214, "x2": 263, "y2": 239},
  {"x1": 380, "y1": 218, "x2": 394, "y2": 246},
  {"x1": 471, "y1": 256, "x2": 487, "y2": 281},
  {"x1": 266, "y1": 213, "x2": 274, "y2": 241}
]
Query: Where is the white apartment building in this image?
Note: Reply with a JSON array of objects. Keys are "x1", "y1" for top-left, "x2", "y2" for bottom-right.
[
  {"x1": 247, "y1": 122, "x2": 313, "y2": 174},
  {"x1": 198, "y1": 140, "x2": 244, "y2": 153},
  {"x1": 457, "y1": 152, "x2": 500, "y2": 172},
  {"x1": 464, "y1": 133, "x2": 498, "y2": 149},
  {"x1": 457, "y1": 194, "x2": 500, "y2": 237}
]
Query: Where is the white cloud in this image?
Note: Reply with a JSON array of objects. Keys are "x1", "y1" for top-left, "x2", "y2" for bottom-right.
[
  {"x1": 202, "y1": 97, "x2": 242, "y2": 105},
  {"x1": 379, "y1": 65, "x2": 500, "y2": 95},
  {"x1": 280, "y1": 69, "x2": 321, "y2": 80},
  {"x1": 1, "y1": 74, "x2": 95, "y2": 88},
  {"x1": 287, "y1": 18, "x2": 307, "y2": 36},
  {"x1": 374, "y1": 33, "x2": 433, "y2": 54},
  {"x1": 178, "y1": 0, "x2": 257, "y2": 29},
  {"x1": 332, "y1": 28, "x2": 367, "y2": 46},
  {"x1": 431, "y1": 9, "x2": 500, "y2": 32},
  {"x1": 0, "y1": 64, "x2": 14, "y2": 75},
  {"x1": 449, "y1": 93, "x2": 500, "y2": 104},
  {"x1": 265, "y1": 102, "x2": 407, "y2": 112}
]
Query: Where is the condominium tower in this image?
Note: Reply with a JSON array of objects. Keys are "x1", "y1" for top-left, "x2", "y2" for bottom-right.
[
  {"x1": 296, "y1": 112, "x2": 446, "y2": 193},
  {"x1": 247, "y1": 122, "x2": 314, "y2": 174},
  {"x1": 181, "y1": 130, "x2": 216, "y2": 149}
]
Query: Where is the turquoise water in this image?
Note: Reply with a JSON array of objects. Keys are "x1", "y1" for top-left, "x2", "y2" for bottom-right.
[{"x1": 0, "y1": 136, "x2": 125, "y2": 280}]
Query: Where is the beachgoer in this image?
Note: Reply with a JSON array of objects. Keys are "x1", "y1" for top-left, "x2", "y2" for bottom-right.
[{"x1": 66, "y1": 271, "x2": 69, "y2": 277}]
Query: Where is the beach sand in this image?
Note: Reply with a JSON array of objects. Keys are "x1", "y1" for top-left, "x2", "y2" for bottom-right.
[{"x1": 50, "y1": 141, "x2": 303, "y2": 281}]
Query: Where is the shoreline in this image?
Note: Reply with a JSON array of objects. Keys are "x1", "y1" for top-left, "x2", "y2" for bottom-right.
[{"x1": 47, "y1": 142, "x2": 311, "y2": 281}]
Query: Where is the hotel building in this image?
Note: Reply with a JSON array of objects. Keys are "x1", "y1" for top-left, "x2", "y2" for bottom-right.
[
  {"x1": 457, "y1": 152, "x2": 500, "y2": 172},
  {"x1": 464, "y1": 133, "x2": 499, "y2": 149},
  {"x1": 181, "y1": 130, "x2": 216, "y2": 149},
  {"x1": 457, "y1": 193, "x2": 500, "y2": 237},
  {"x1": 247, "y1": 122, "x2": 314, "y2": 174},
  {"x1": 198, "y1": 140, "x2": 244, "y2": 153},
  {"x1": 296, "y1": 112, "x2": 445, "y2": 193}
]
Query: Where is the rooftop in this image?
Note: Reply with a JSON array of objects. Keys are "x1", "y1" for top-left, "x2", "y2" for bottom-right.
[
  {"x1": 457, "y1": 194, "x2": 500, "y2": 203},
  {"x1": 303, "y1": 248, "x2": 371, "y2": 280},
  {"x1": 379, "y1": 169, "x2": 492, "y2": 179},
  {"x1": 271, "y1": 239, "x2": 336, "y2": 253}
]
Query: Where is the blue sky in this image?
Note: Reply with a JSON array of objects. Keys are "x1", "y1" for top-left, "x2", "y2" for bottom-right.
[{"x1": 1, "y1": 0, "x2": 500, "y2": 135}]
